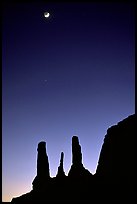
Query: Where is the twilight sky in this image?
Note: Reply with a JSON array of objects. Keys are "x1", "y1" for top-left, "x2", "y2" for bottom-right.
[{"x1": 2, "y1": 2, "x2": 135, "y2": 202}]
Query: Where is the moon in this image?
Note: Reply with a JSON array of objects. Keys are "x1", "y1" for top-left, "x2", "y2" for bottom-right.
[{"x1": 44, "y1": 12, "x2": 50, "y2": 18}]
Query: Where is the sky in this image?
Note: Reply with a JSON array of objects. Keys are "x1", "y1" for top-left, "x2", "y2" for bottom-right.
[{"x1": 2, "y1": 2, "x2": 135, "y2": 202}]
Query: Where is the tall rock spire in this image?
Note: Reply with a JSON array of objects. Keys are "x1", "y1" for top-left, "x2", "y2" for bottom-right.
[
  {"x1": 32, "y1": 141, "x2": 50, "y2": 190},
  {"x1": 56, "y1": 152, "x2": 65, "y2": 177},
  {"x1": 68, "y1": 136, "x2": 91, "y2": 178},
  {"x1": 72, "y1": 136, "x2": 82, "y2": 165},
  {"x1": 37, "y1": 141, "x2": 50, "y2": 178}
]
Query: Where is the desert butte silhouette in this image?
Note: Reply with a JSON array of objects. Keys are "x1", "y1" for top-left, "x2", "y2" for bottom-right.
[{"x1": 11, "y1": 114, "x2": 136, "y2": 203}]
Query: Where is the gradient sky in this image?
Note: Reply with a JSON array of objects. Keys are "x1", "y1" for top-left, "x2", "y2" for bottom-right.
[{"x1": 2, "y1": 2, "x2": 135, "y2": 202}]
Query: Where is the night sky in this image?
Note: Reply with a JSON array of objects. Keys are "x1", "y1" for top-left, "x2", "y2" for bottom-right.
[{"x1": 2, "y1": 2, "x2": 135, "y2": 202}]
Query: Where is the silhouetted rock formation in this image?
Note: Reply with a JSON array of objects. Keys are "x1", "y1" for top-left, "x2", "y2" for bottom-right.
[
  {"x1": 68, "y1": 136, "x2": 91, "y2": 178},
  {"x1": 96, "y1": 115, "x2": 135, "y2": 179},
  {"x1": 56, "y1": 152, "x2": 66, "y2": 177},
  {"x1": 11, "y1": 114, "x2": 136, "y2": 203},
  {"x1": 32, "y1": 141, "x2": 50, "y2": 190},
  {"x1": 72, "y1": 136, "x2": 82, "y2": 165},
  {"x1": 95, "y1": 114, "x2": 136, "y2": 203}
]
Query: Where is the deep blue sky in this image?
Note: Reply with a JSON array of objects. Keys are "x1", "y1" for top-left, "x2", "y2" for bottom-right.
[{"x1": 2, "y1": 2, "x2": 135, "y2": 202}]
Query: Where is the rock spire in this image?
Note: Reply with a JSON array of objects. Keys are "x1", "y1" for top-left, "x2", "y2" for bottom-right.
[
  {"x1": 32, "y1": 141, "x2": 50, "y2": 190},
  {"x1": 56, "y1": 152, "x2": 65, "y2": 177},
  {"x1": 72, "y1": 136, "x2": 82, "y2": 165},
  {"x1": 68, "y1": 136, "x2": 91, "y2": 178},
  {"x1": 37, "y1": 141, "x2": 50, "y2": 178}
]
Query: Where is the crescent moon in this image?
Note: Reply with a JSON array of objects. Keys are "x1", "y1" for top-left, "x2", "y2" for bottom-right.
[{"x1": 44, "y1": 12, "x2": 50, "y2": 18}]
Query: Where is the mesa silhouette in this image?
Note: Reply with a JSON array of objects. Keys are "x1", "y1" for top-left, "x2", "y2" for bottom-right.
[{"x1": 11, "y1": 114, "x2": 135, "y2": 203}]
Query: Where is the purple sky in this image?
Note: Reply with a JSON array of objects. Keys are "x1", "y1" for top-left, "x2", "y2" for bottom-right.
[{"x1": 2, "y1": 2, "x2": 135, "y2": 202}]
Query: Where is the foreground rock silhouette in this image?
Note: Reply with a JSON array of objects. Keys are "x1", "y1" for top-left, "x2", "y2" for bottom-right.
[
  {"x1": 56, "y1": 152, "x2": 66, "y2": 178},
  {"x1": 32, "y1": 141, "x2": 50, "y2": 191},
  {"x1": 68, "y1": 136, "x2": 91, "y2": 178},
  {"x1": 11, "y1": 114, "x2": 136, "y2": 203}
]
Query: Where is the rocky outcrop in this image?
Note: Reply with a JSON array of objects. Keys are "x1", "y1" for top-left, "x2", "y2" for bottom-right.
[
  {"x1": 32, "y1": 141, "x2": 50, "y2": 190},
  {"x1": 37, "y1": 141, "x2": 50, "y2": 177},
  {"x1": 96, "y1": 114, "x2": 135, "y2": 179},
  {"x1": 95, "y1": 114, "x2": 136, "y2": 202},
  {"x1": 56, "y1": 152, "x2": 66, "y2": 177},
  {"x1": 68, "y1": 136, "x2": 91, "y2": 178},
  {"x1": 72, "y1": 136, "x2": 82, "y2": 165},
  {"x1": 11, "y1": 114, "x2": 136, "y2": 203}
]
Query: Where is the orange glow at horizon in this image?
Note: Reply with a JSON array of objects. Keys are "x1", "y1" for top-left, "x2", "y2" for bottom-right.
[{"x1": 2, "y1": 178, "x2": 32, "y2": 202}]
